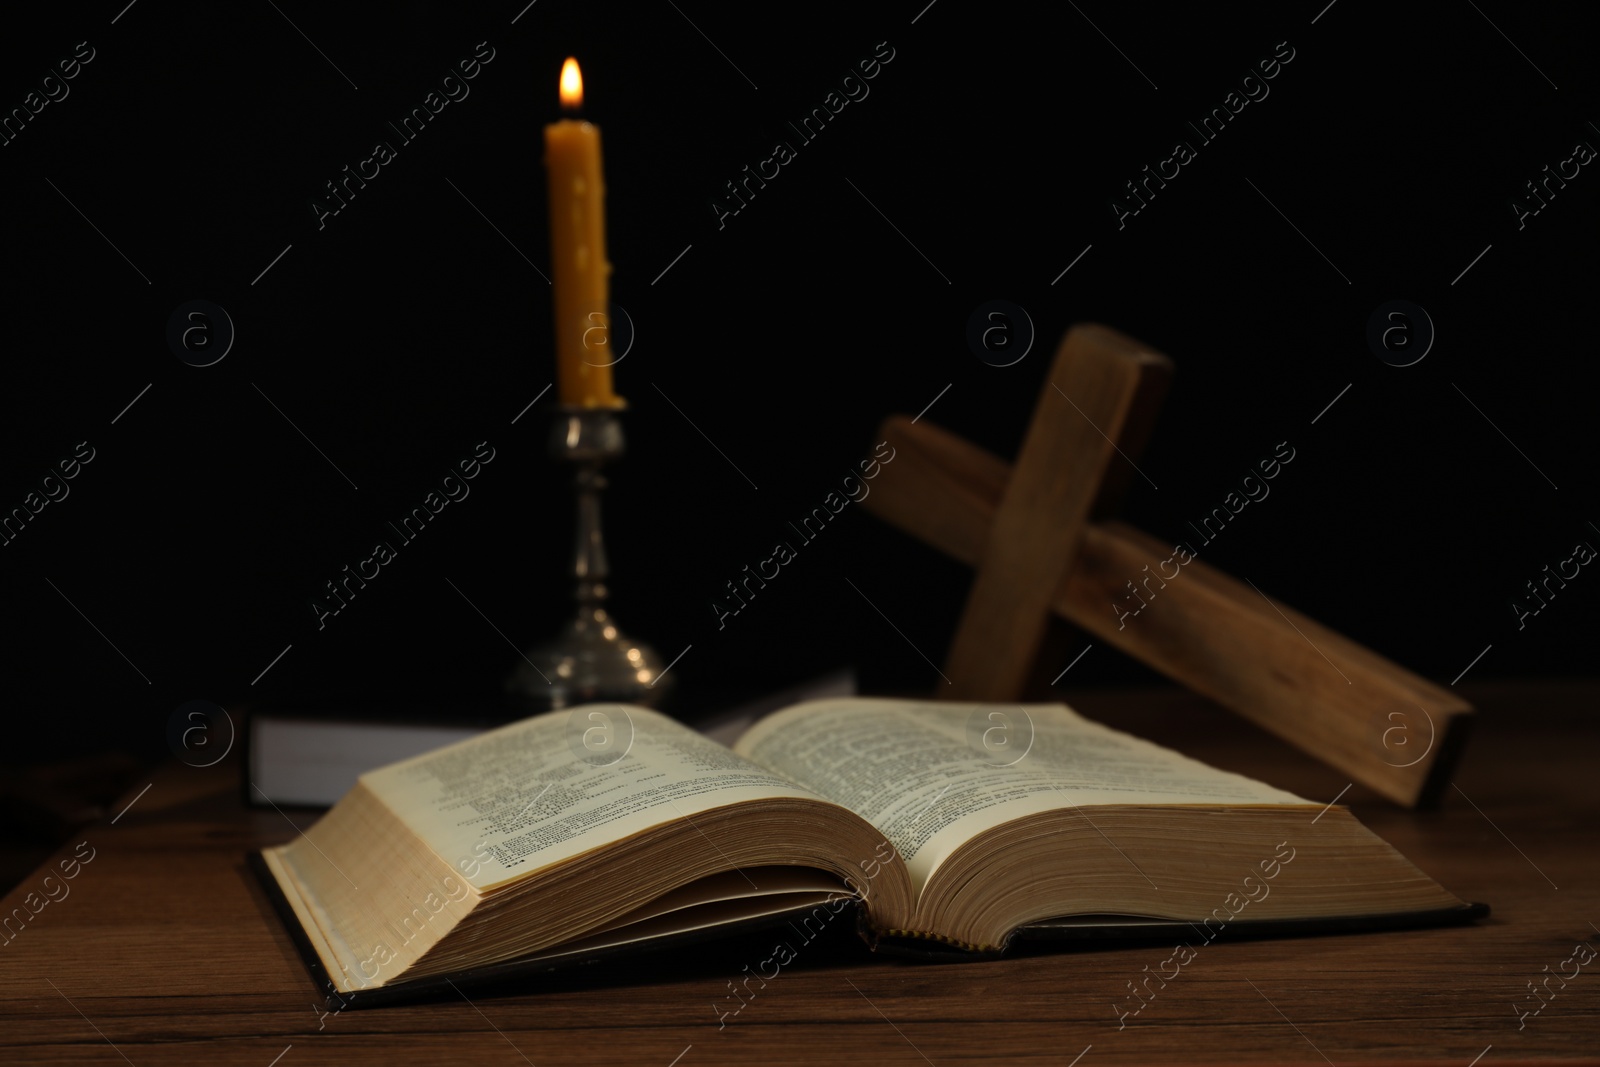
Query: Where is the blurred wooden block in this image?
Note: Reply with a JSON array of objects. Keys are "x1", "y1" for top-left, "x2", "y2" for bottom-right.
[
  {"x1": 863, "y1": 324, "x2": 1472, "y2": 808},
  {"x1": 943, "y1": 324, "x2": 1171, "y2": 699}
]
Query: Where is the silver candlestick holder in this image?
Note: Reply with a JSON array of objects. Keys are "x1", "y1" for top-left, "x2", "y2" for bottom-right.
[{"x1": 505, "y1": 406, "x2": 671, "y2": 709}]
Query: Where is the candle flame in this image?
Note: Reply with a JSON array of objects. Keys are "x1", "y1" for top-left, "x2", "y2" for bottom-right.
[{"x1": 560, "y1": 57, "x2": 583, "y2": 110}]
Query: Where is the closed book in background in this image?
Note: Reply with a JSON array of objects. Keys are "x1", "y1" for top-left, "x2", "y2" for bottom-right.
[{"x1": 243, "y1": 669, "x2": 856, "y2": 807}]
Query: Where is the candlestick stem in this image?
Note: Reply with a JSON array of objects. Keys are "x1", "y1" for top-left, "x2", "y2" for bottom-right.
[
  {"x1": 574, "y1": 461, "x2": 608, "y2": 610},
  {"x1": 505, "y1": 408, "x2": 669, "y2": 709}
]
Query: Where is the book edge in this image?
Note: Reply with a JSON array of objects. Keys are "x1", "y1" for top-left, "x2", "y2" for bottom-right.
[
  {"x1": 869, "y1": 900, "x2": 1492, "y2": 960},
  {"x1": 251, "y1": 848, "x2": 1489, "y2": 1007},
  {"x1": 250, "y1": 848, "x2": 874, "y2": 1010}
]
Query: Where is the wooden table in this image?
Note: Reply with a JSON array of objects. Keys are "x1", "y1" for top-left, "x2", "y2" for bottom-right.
[{"x1": 2, "y1": 681, "x2": 1595, "y2": 1065}]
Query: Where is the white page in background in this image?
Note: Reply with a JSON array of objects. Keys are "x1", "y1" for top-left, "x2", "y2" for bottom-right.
[
  {"x1": 734, "y1": 698, "x2": 1311, "y2": 888},
  {"x1": 252, "y1": 717, "x2": 482, "y2": 806},
  {"x1": 359, "y1": 705, "x2": 828, "y2": 890}
]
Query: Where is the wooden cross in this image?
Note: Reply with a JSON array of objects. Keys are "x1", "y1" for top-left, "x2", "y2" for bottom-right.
[{"x1": 863, "y1": 323, "x2": 1472, "y2": 808}]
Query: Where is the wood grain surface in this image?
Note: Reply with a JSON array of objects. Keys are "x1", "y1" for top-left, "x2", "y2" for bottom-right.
[{"x1": 0, "y1": 680, "x2": 1594, "y2": 1066}]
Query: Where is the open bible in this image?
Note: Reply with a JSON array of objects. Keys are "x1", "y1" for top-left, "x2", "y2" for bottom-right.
[{"x1": 253, "y1": 698, "x2": 1484, "y2": 1006}]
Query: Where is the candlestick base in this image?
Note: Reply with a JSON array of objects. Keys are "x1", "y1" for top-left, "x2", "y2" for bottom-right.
[
  {"x1": 504, "y1": 406, "x2": 673, "y2": 712},
  {"x1": 505, "y1": 605, "x2": 668, "y2": 710}
]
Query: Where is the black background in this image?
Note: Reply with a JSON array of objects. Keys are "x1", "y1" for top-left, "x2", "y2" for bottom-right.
[{"x1": 1, "y1": 0, "x2": 1594, "y2": 765}]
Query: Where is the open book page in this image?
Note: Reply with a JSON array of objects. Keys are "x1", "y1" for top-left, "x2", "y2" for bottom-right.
[
  {"x1": 733, "y1": 698, "x2": 1311, "y2": 889},
  {"x1": 360, "y1": 704, "x2": 833, "y2": 890}
]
